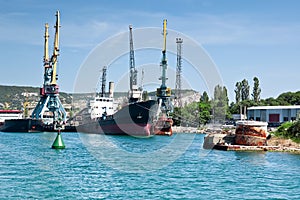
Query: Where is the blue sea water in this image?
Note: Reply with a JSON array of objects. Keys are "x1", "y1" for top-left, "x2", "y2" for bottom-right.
[{"x1": 0, "y1": 132, "x2": 299, "y2": 199}]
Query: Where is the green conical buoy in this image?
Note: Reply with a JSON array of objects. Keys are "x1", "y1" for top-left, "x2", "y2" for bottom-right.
[{"x1": 52, "y1": 130, "x2": 65, "y2": 149}]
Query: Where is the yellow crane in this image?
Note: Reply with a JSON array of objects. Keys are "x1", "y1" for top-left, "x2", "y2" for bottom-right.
[
  {"x1": 50, "y1": 11, "x2": 60, "y2": 85},
  {"x1": 44, "y1": 23, "x2": 49, "y2": 65},
  {"x1": 31, "y1": 10, "x2": 66, "y2": 128}
]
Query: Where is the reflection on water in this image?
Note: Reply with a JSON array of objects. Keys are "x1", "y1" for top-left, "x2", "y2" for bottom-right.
[{"x1": 0, "y1": 132, "x2": 299, "y2": 199}]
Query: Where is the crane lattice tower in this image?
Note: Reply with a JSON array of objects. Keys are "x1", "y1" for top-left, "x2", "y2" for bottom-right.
[{"x1": 175, "y1": 38, "x2": 183, "y2": 108}]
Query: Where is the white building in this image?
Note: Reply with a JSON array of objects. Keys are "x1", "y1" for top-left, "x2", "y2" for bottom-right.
[
  {"x1": 21, "y1": 92, "x2": 38, "y2": 97},
  {"x1": 247, "y1": 105, "x2": 300, "y2": 125}
]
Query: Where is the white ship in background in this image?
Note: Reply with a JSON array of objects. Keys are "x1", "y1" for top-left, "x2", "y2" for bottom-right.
[{"x1": 88, "y1": 67, "x2": 116, "y2": 120}]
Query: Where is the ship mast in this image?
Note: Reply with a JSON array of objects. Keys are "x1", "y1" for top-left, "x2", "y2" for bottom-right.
[{"x1": 101, "y1": 66, "x2": 107, "y2": 97}]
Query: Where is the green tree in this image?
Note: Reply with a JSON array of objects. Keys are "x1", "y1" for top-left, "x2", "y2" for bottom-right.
[
  {"x1": 212, "y1": 85, "x2": 229, "y2": 123},
  {"x1": 277, "y1": 91, "x2": 300, "y2": 105},
  {"x1": 201, "y1": 91, "x2": 209, "y2": 103},
  {"x1": 261, "y1": 97, "x2": 281, "y2": 106},
  {"x1": 252, "y1": 77, "x2": 261, "y2": 103},
  {"x1": 234, "y1": 81, "x2": 242, "y2": 104},
  {"x1": 172, "y1": 107, "x2": 182, "y2": 126},
  {"x1": 241, "y1": 79, "x2": 250, "y2": 101},
  {"x1": 229, "y1": 102, "x2": 240, "y2": 116},
  {"x1": 199, "y1": 91, "x2": 211, "y2": 125},
  {"x1": 180, "y1": 102, "x2": 199, "y2": 127},
  {"x1": 199, "y1": 101, "x2": 211, "y2": 125}
]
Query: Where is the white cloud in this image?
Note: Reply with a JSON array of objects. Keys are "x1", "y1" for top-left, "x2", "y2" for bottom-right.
[
  {"x1": 167, "y1": 13, "x2": 300, "y2": 45},
  {"x1": 60, "y1": 20, "x2": 112, "y2": 48},
  {"x1": 3, "y1": 8, "x2": 299, "y2": 52},
  {"x1": 0, "y1": 12, "x2": 41, "y2": 45}
]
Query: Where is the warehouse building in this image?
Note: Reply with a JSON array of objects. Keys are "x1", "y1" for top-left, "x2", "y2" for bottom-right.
[{"x1": 247, "y1": 105, "x2": 300, "y2": 126}]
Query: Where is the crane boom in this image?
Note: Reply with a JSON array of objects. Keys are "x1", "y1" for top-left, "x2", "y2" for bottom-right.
[
  {"x1": 162, "y1": 19, "x2": 167, "y2": 53},
  {"x1": 128, "y1": 24, "x2": 142, "y2": 103},
  {"x1": 44, "y1": 23, "x2": 49, "y2": 64},
  {"x1": 51, "y1": 10, "x2": 60, "y2": 85},
  {"x1": 160, "y1": 19, "x2": 168, "y2": 89},
  {"x1": 129, "y1": 25, "x2": 137, "y2": 90}
]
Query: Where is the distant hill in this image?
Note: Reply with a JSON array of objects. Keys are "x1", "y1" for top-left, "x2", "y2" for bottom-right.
[
  {"x1": 0, "y1": 85, "x2": 73, "y2": 110},
  {"x1": 0, "y1": 84, "x2": 199, "y2": 110},
  {"x1": 147, "y1": 89, "x2": 196, "y2": 97},
  {"x1": 0, "y1": 85, "x2": 128, "y2": 110}
]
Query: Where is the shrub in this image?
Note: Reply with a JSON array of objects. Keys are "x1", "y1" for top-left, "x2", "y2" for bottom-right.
[
  {"x1": 287, "y1": 120, "x2": 300, "y2": 139},
  {"x1": 275, "y1": 121, "x2": 300, "y2": 143},
  {"x1": 275, "y1": 121, "x2": 293, "y2": 136}
]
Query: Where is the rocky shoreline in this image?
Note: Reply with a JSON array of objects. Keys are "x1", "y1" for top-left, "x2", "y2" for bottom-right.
[
  {"x1": 203, "y1": 131, "x2": 300, "y2": 153},
  {"x1": 267, "y1": 136, "x2": 300, "y2": 150},
  {"x1": 172, "y1": 126, "x2": 300, "y2": 153},
  {"x1": 172, "y1": 126, "x2": 204, "y2": 133}
]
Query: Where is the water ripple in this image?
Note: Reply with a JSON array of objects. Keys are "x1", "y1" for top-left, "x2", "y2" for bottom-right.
[{"x1": 0, "y1": 132, "x2": 299, "y2": 199}]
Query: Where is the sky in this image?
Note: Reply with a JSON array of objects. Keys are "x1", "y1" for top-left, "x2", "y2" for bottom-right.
[{"x1": 0, "y1": 0, "x2": 300, "y2": 102}]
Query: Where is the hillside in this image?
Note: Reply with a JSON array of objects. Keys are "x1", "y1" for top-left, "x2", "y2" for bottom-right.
[
  {"x1": 0, "y1": 85, "x2": 200, "y2": 110},
  {"x1": 0, "y1": 85, "x2": 73, "y2": 110}
]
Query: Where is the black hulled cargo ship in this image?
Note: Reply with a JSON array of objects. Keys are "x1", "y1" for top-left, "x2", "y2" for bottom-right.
[
  {"x1": 75, "y1": 21, "x2": 174, "y2": 136},
  {"x1": 77, "y1": 100, "x2": 158, "y2": 136},
  {"x1": 77, "y1": 25, "x2": 162, "y2": 136},
  {"x1": 0, "y1": 119, "x2": 44, "y2": 132}
]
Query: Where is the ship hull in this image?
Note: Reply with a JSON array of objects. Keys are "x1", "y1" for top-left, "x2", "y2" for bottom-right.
[
  {"x1": 153, "y1": 117, "x2": 173, "y2": 136},
  {"x1": 77, "y1": 100, "x2": 158, "y2": 136},
  {"x1": 0, "y1": 119, "x2": 44, "y2": 132},
  {"x1": 0, "y1": 119, "x2": 76, "y2": 133},
  {"x1": 77, "y1": 120, "x2": 152, "y2": 136}
]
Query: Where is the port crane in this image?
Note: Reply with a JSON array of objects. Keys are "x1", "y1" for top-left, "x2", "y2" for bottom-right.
[
  {"x1": 128, "y1": 25, "x2": 142, "y2": 103},
  {"x1": 153, "y1": 19, "x2": 174, "y2": 136},
  {"x1": 31, "y1": 11, "x2": 66, "y2": 129},
  {"x1": 156, "y1": 19, "x2": 173, "y2": 115}
]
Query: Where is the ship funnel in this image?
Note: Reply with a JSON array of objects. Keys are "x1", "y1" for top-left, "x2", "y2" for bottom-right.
[{"x1": 109, "y1": 81, "x2": 114, "y2": 98}]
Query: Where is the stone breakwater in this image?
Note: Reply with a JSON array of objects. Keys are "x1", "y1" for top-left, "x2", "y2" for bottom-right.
[
  {"x1": 203, "y1": 132, "x2": 300, "y2": 153},
  {"x1": 223, "y1": 144, "x2": 300, "y2": 153},
  {"x1": 172, "y1": 126, "x2": 203, "y2": 133}
]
